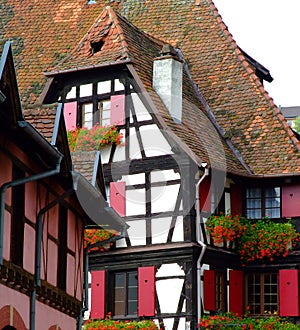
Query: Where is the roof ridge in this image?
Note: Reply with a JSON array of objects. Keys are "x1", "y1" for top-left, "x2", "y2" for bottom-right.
[
  {"x1": 209, "y1": 0, "x2": 300, "y2": 153},
  {"x1": 106, "y1": 6, "x2": 130, "y2": 60}
]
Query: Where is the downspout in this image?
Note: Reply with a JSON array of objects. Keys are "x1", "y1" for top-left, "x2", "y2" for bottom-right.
[
  {"x1": 30, "y1": 189, "x2": 74, "y2": 330},
  {"x1": 195, "y1": 166, "x2": 209, "y2": 327},
  {"x1": 77, "y1": 232, "x2": 125, "y2": 330}
]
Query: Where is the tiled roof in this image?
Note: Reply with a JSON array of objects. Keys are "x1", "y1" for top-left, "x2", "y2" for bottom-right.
[
  {"x1": 24, "y1": 106, "x2": 57, "y2": 142},
  {"x1": 115, "y1": 0, "x2": 300, "y2": 175},
  {"x1": 2, "y1": 0, "x2": 300, "y2": 176},
  {"x1": 55, "y1": 6, "x2": 246, "y2": 174},
  {"x1": 0, "y1": 0, "x2": 105, "y2": 105}
]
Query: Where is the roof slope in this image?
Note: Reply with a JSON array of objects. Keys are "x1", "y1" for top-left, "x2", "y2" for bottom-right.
[
  {"x1": 115, "y1": 0, "x2": 300, "y2": 175},
  {"x1": 0, "y1": 0, "x2": 105, "y2": 104},
  {"x1": 50, "y1": 6, "x2": 247, "y2": 174},
  {"x1": 2, "y1": 0, "x2": 300, "y2": 176}
]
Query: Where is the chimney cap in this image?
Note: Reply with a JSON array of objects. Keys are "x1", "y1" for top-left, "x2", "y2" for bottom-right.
[{"x1": 160, "y1": 44, "x2": 177, "y2": 57}]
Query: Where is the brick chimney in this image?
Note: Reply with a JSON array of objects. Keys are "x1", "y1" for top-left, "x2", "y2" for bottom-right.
[{"x1": 153, "y1": 44, "x2": 183, "y2": 123}]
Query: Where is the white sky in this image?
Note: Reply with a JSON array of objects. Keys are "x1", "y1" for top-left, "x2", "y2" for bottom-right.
[{"x1": 213, "y1": 0, "x2": 300, "y2": 107}]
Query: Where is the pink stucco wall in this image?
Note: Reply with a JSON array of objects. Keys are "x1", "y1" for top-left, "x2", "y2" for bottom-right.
[
  {"x1": 25, "y1": 181, "x2": 37, "y2": 222},
  {"x1": 47, "y1": 239, "x2": 58, "y2": 287},
  {"x1": 23, "y1": 223, "x2": 35, "y2": 274},
  {"x1": 0, "y1": 284, "x2": 77, "y2": 329}
]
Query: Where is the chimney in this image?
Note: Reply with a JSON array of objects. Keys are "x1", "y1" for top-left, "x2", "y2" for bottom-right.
[{"x1": 153, "y1": 44, "x2": 183, "y2": 123}]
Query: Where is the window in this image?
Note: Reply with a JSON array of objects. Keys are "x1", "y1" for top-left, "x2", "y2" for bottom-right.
[
  {"x1": 113, "y1": 270, "x2": 138, "y2": 317},
  {"x1": 246, "y1": 187, "x2": 280, "y2": 219},
  {"x1": 215, "y1": 272, "x2": 225, "y2": 311},
  {"x1": 246, "y1": 273, "x2": 278, "y2": 315},
  {"x1": 65, "y1": 79, "x2": 125, "y2": 129}
]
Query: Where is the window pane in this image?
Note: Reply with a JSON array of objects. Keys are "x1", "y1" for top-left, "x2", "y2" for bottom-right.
[
  {"x1": 266, "y1": 208, "x2": 280, "y2": 218},
  {"x1": 114, "y1": 273, "x2": 125, "y2": 316},
  {"x1": 99, "y1": 100, "x2": 111, "y2": 126},
  {"x1": 246, "y1": 198, "x2": 261, "y2": 208},
  {"x1": 98, "y1": 80, "x2": 111, "y2": 94},
  {"x1": 80, "y1": 83, "x2": 93, "y2": 97},
  {"x1": 265, "y1": 197, "x2": 280, "y2": 208},
  {"x1": 265, "y1": 187, "x2": 280, "y2": 198},
  {"x1": 82, "y1": 103, "x2": 93, "y2": 129},
  {"x1": 128, "y1": 301, "x2": 138, "y2": 315},
  {"x1": 246, "y1": 188, "x2": 261, "y2": 198},
  {"x1": 247, "y1": 209, "x2": 262, "y2": 219},
  {"x1": 66, "y1": 86, "x2": 76, "y2": 99},
  {"x1": 114, "y1": 79, "x2": 125, "y2": 92}
]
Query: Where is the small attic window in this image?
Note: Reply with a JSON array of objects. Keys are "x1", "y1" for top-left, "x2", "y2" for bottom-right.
[
  {"x1": 88, "y1": 0, "x2": 96, "y2": 4},
  {"x1": 91, "y1": 40, "x2": 104, "y2": 55}
]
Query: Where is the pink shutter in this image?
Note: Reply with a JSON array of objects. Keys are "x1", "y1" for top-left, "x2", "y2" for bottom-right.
[
  {"x1": 200, "y1": 177, "x2": 211, "y2": 213},
  {"x1": 279, "y1": 269, "x2": 299, "y2": 316},
  {"x1": 138, "y1": 266, "x2": 156, "y2": 317},
  {"x1": 91, "y1": 270, "x2": 105, "y2": 319},
  {"x1": 110, "y1": 95, "x2": 125, "y2": 125},
  {"x1": 110, "y1": 182, "x2": 126, "y2": 216},
  {"x1": 282, "y1": 185, "x2": 300, "y2": 218},
  {"x1": 231, "y1": 184, "x2": 243, "y2": 215},
  {"x1": 64, "y1": 101, "x2": 77, "y2": 130},
  {"x1": 203, "y1": 269, "x2": 216, "y2": 311},
  {"x1": 229, "y1": 270, "x2": 243, "y2": 316}
]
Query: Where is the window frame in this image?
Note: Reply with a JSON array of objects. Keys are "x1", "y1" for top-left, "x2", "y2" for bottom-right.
[
  {"x1": 64, "y1": 78, "x2": 126, "y2": 129},
  {"x1": 111, "y1": 269, "x2": 138, "y2": 318},
  {"x1": 245, "y1": 186, "x2": 281, "y2": 219},
  {"x1": 245, "y1": 272, "x2": 278, "y2": 315}
]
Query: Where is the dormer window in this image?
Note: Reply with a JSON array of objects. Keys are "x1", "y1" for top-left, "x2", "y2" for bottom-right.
[
  {"x1": 64, "y1": 79, "x2": 126, "y2": 131},
  {"x1": 91, "y1": 40, "x2": 104, "y2": 55}
]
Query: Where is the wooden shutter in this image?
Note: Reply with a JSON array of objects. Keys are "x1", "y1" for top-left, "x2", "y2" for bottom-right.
[
  {"x1": 229, "y1": 270, "x2": 243, "y2": 316},
  {"x1": 200, "y1": 177, "x2": 211, "y2": 213},
  {"x1": 110, "y1": 95, "x2": 125, "y2": 125},
  {"x1": 203, "y1": 269, "x2": 215, "y2": 311},
  {"x1": 91, "y1": 270, "x2": 105, "y2": 319},
  {"x1": 279, "y1": 269, "x2": 299, "y2": 316},
  {"x1": 64, "y1": 102, "x2": 77, "y2": 130},
  {"x1": 230, "y1": 184, "x2": 243, "y2": 215},
  {"x1": 138, "y1": 266, "x2": 156, "y2": 317},
  {"x1": 282, "y1": 185, "x2": 300, "y2": 218},
  {"x1": 110, "y1": 182, "x2": 126, "y2": 216}
]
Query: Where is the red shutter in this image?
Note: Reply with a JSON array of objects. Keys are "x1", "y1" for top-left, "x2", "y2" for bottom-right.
[
  {"x1": 110, "y1": 95, "x2": 125, "y2": 125},
  {"x1": 110, "y1": 182, "x2": 126, "y2": 216},
  {"x1": 138, "y1": 266, "x2": 156, "y2": 317},
  {"x1": 200, "y1": 177, "x2": 211, "y2": 213},
  {"x1": 230, "y1": 184, "x2": 242, "y2": 215},
  {"x1": 203, "y1": 269, "x2": 215, "y2": 311},
  {"x1": 282, "y1": 185, "x2": 300, "y2": 218},
  {"x1": 91, "y1": 270, "x2": 105, "y2": 319},
  {"x1": 279, "y1": 269, "x2": 299, "y2": 316},
  {"x1": 64, "y1": 101, "x2": 77, "y2": 130},
  {"x1": 229, "y1": 270, "x2": 243, "y2": 316}
]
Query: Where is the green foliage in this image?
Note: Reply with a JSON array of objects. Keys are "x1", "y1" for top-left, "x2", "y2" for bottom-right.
[
  {"x1": 293, "y1": 116, "x2": 300, "y2": 133},
  {"x1": 198, "y1": 313, "x2": 299, "y2": 329},
  {"x1": 83, "y1": 318, "x2": 158, "y2": 329},
  {"x1": 67, "y1": 124, "x2": 123, "y2": 152},
  {"x1": 206, "y1": 214, "x2": 299, "y2": 264}
]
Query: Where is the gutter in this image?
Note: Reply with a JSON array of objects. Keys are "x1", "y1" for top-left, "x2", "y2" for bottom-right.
[{"x1": 195, "y1": 166, "x2": 209, "y2": 325}]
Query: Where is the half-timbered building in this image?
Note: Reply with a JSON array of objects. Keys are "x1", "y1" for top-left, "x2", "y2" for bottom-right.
[
  {"x1": 0, "y1": 42, "x2": 124, "y2": 329},
  {"x1": 2, "y1": 1, "x2": 300, "y2": 329}
]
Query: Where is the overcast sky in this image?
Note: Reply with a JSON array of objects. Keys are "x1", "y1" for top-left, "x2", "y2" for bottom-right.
[{"x1": 213, "y1": 0, "x2": 300, "y2": 107}]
